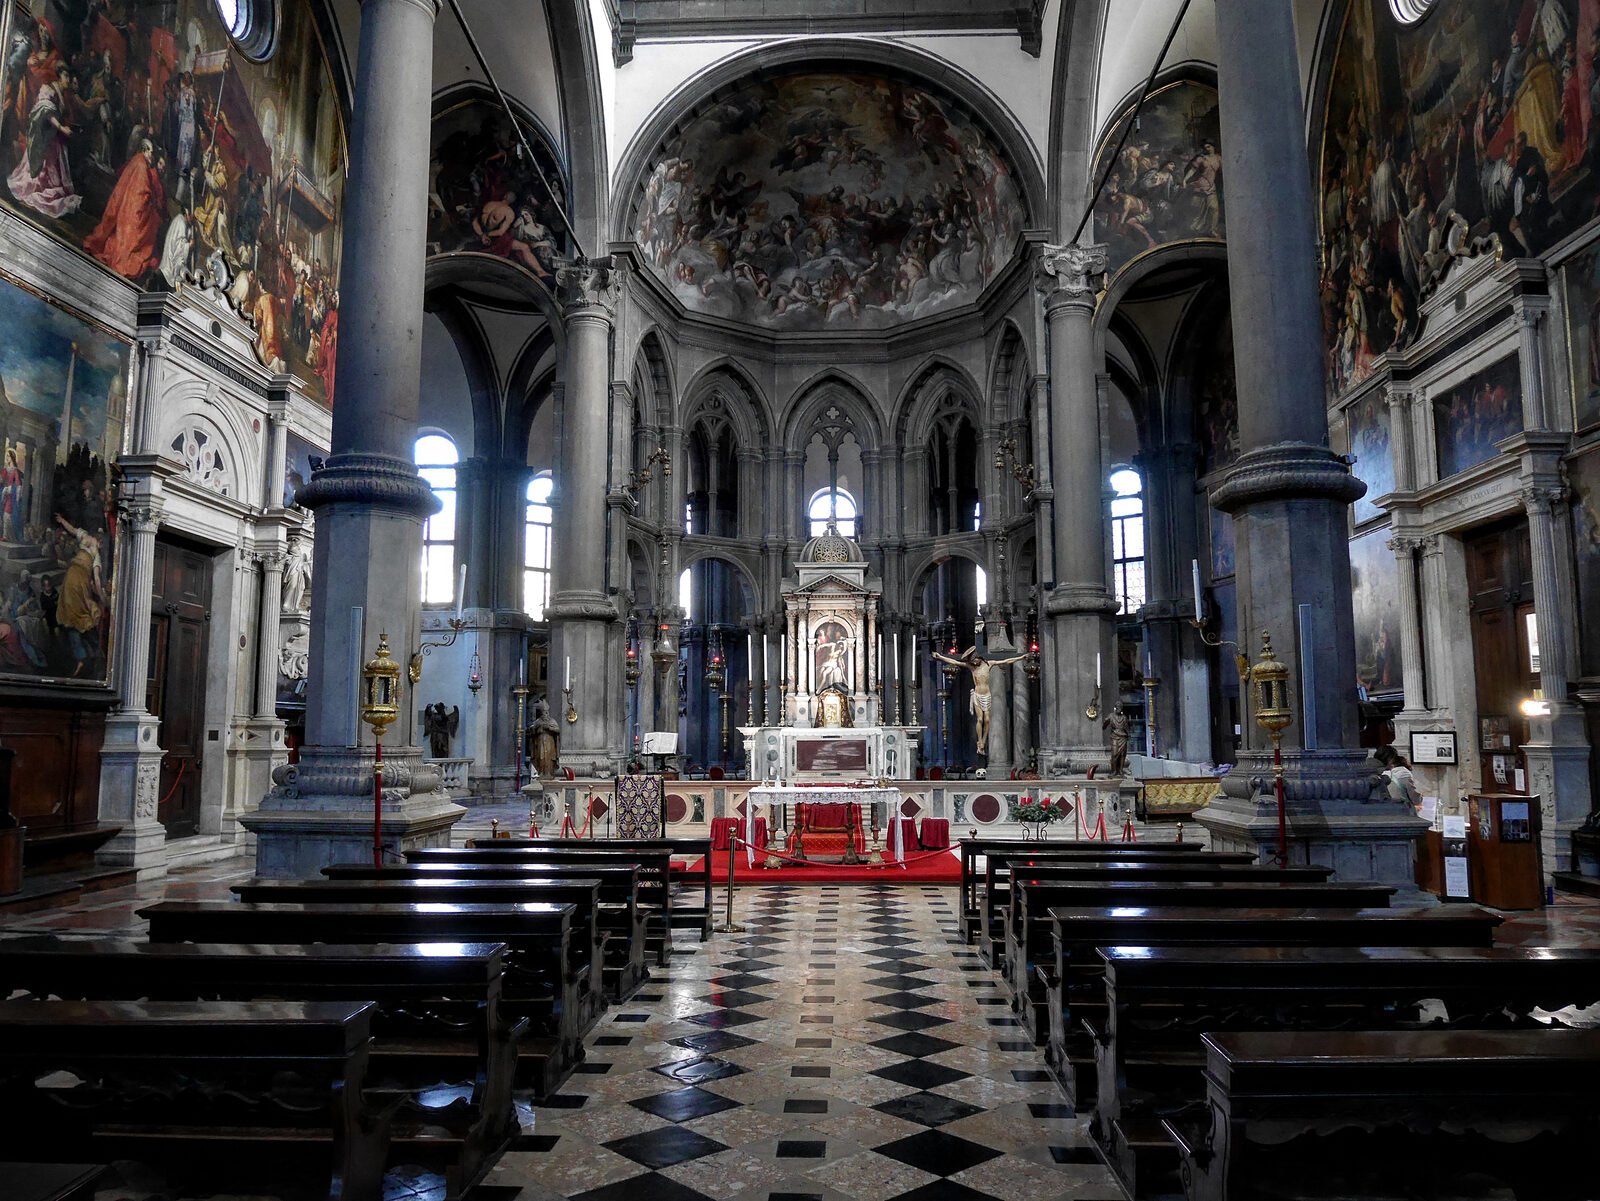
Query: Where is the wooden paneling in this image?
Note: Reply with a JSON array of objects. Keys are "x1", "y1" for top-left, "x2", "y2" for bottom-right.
[{"x1": 0, "y1": 707, "x2": 104, "y2": 834}]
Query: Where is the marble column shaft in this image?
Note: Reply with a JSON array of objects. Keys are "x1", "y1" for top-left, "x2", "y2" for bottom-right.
[
  {"x1": 1388, "y1": 533, "x2": 1427, "y2": 712},
  {"x1": 254, "y1": 550, "x2": 285, "y2": 716},
  {"x1": 1523, "y1": 486, "x2": 1570, "y2": 702},
  {"x1": 115, "y1": 497, "x2": 163, "y2": 713}
]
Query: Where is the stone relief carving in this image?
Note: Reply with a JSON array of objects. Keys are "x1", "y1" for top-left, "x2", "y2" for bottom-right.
[
  {"x1": 135, "y1": 760, "x2": 160, "y2": 820},
  {"x1": 170, "y1": 426, "x2": 232, "y2": 496},
  {"x1": 1039, "y1": 242, "x2": 1109, "y2": 301},
  {"x1": 278, "y1": 629, "x2": 310, "y2": 682}
]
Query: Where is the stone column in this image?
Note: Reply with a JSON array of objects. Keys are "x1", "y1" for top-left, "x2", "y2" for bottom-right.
[
  {"x1": 1387, "y1": 532, "x2": 1427, "y2": 715},
  {"x1": 1521, "y1": 484, "x2": 1592, "y2": 875},
  {"x1": 265, "y1": 402, "x2": 290, "y2": 509},
  {"x1": 1038, "y1": 242, "x2": 1116, "y2": 771},
  {"x1": 242, "y1": 0, "x2": 463, "y2": 876},
  {"x1": 1200, "y1": 0, "x2": 1424, "y2": 887},
  {"x1": 1011, "y1": 663, "x2": 1034, "y2": 772},
  {"x1": 97, "y1": 475, "x2": 170, "y2": 878},
  {"x1": 548, "y1": 260, "x2": 620, "y2": 775},
  {"x1": 984, "y1": 605, "x2": 1014, "y2": 778}
]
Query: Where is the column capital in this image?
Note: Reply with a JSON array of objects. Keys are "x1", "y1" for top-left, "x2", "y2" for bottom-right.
[
  {"x1": 1038, "y1": 242, "x2": 1108, "y2": 304},
  {"x1": 1383, "y1": 382, "x2": 1419, "y2": 410},
  {"x1": 1521, "y1": 483, "x2": 1568, "y2": 515},
  {"x1": 1386, "y1": 532, "x2": 1424, "y2": 555},
  {"x1": 118, "y1": 493, "x2": 165, "y2": 534},
  {"x1": 556, "y1": 256, "x2": 619, "y2": 317}
]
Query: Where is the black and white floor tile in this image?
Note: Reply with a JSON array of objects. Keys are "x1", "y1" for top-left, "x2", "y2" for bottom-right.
[{"x1": 483, "y1": 884, "x2": 1125, "y2": 1201}]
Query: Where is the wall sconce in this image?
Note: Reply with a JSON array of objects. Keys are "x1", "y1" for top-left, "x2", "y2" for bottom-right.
[{"x1": 410, "y1": 563, "x2": 469, "y2": 684}]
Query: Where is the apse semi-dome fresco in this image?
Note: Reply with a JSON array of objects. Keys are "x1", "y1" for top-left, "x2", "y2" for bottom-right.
[{"x1": 634, "y1": 71, "x2": 1027, "y2": 328}]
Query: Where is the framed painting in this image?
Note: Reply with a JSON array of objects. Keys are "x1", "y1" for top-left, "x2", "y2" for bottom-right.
[
  {"x1": 1344, "y1": 389, "x2": 1394, "y2": 524},
  {"x1": 0, "y1": 271, "x2": 131, "y2": 689},
  {"x1": 1565, "y1": 240, "x2": 1600, "y2": 434},
  {"x1": 1349, "y1": 527, "x2": 1402, "y2": 699},
  {"x1": 1570, "y1": 446, "x2": 1600, "y2": 678},
  {"x1": 1432, "y1": 356, "x2": 1522, "y2": 481}
]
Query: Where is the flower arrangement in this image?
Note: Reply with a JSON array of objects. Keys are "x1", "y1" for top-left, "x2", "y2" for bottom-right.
[{"x1": 1013, "y1": 799, "x2": 1064, "y2": 826}]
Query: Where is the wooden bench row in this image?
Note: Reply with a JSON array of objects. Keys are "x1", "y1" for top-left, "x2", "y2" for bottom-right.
[{"x1": 0, "y1": 836, "x2": 711, "y2": 1201}]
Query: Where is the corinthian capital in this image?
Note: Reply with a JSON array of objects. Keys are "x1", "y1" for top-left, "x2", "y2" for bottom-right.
[
  {"x1": 1039, "y1": 242, "x2": 1109, "y2": 301},
  {"x1": 555, "y1": 256, "x2": 618, "y2": 314},
  {"x1": 1521, "y1": 483, "x2": 1567, "y2": 515}
]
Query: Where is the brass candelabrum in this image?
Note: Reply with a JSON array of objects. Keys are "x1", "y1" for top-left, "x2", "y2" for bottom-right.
[
  {"x1": 1142, "y1": 674, "x2": 1160, "y2": 758},
  {"x1": 993, "y1": 437, "x2": 1037, "y2": 503},
  {"x1": 623, "y1": 446, "x2": 672, "y2": 503}
]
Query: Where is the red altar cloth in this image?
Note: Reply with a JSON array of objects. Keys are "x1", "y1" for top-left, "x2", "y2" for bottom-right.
[{"x1": 711, "y1": 817, "x2": 767, "y2": 852}]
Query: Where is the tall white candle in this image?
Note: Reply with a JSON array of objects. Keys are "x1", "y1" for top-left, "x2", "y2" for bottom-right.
[
  {"x1": 893, "y1": 632, "x2": 900, "y2": 680},
  {"x1": 564, "y1": 655, "x2": 571, "y2": 691},
  {"x1": 1145, "y1": 649, "x2": 1152, "y2": 678},
  {"x1": 455, "y1": 562, "x2": 467, "y2": 621},
  {"x1": 1095, "y1": 652, "x2": 1102, "y2": 687},
  {"x1": 1191, "y1": 559, "x2": 1203, "y2": 622},
  {"x1": 746, "y1": 633, "x2": 753, "y2": 684}
]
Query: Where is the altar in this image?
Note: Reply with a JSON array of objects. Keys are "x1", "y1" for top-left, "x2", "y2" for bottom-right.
[
  {"x1": 747, "y1": 784, "x2": 902, "y2": 860},
  {"x1": 739, "y1": 521, "x2": 922, "y2": 780}
]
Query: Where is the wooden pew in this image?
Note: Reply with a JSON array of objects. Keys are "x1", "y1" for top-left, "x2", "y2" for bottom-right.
[
  {"x1": 0, "y1": 937, "x2": 520, "y2": 1199},
  {"x1": 323, "y1": 862, "x2": 649, "y2": 1000},
  {"x1": 0, "y1": 999, "x2": 390, "y2": 1201},
  {"x1": 958, "y1": 838, "x2": 1207, "y2": 944},
  {"x1": 411, "y1": 846, "x2": 678, "y2": 963},
  {"x1": 460, "y1": 837, "x2": 715, "y2": 941},
  {"x1": 140, "y1": 899, "x2": 582, "y2": 1097},
  {"x1": 1094, "y1": 944, "x2": 1600, "y2": 1198},
  {"x1": 1041, "y1": 905, "x2": 1502, "y2": 1111},
  {"x1": 987, "y1": 856, "x2": 1320, "y2": 973},
  {"x1": 1163, "y1": 1029, "x2": 1600, "y2": 1201},
  {"x1": 1006, "y1": 874, "x2": 1387, "y2": 1040},
  {"x1": 975, "y1": 848, "x2": 1258, "y2": 963},
  {"x1": 231, "y1": 877, "x2": 609, "y2": 1029}
]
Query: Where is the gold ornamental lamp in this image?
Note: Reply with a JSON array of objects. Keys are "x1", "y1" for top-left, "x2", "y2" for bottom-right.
[
  {"x1": 360, "y1": 632, "x2": 402, "y2": 866},
  {"x1": 1249, "y1": 631, "x2": 1294, "y2": 867}
]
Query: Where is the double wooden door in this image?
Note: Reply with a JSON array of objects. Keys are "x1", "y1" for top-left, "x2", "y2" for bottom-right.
[{"x1": 147, "y1": 539, "x2": 211, "y2": 839}]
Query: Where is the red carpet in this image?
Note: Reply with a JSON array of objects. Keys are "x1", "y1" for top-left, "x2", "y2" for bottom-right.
[{"x1": 691, "y1": 847, "x2": 961, "y2": 885}]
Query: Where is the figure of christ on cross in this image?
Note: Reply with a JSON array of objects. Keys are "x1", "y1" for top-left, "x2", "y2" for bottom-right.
[{"x1": 928, "y1": 646, "x2": 1029, "y2": 756}]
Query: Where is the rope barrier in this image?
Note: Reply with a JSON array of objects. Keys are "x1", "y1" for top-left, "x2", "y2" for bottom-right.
[
  {"x1": 157, "y1": 759, "x2": 187, "y2": 809},
  {"x1": 559, "y1": 794, "x2": 602, "y2": 840},
  {"x1": 720, "y1": 838, "x2": 956, "y2": 872}
]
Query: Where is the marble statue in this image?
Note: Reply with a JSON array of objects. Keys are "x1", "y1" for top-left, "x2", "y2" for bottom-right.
[
  {"x1": 1104, "y1": 706, "x2": 1131, "y2": 777},
  {"x1": 281, "y1": 535, "x2": 312, "y2": 612},
  {"x1": 527, "y1": 695, "x2": 560, "y2": 778}
]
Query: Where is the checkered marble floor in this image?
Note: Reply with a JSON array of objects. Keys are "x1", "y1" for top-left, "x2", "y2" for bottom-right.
[{"x1": 484, "y1": 883, "x2": 1124, "y2": 1201}]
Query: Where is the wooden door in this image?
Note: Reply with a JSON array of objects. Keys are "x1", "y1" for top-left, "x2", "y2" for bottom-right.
[
  {"x1": 1464, "y1": 520, "x2": 1535, "y2": 794},
  {"x1": 149, "y1": 539, "x2": 212, "y2": 839}
]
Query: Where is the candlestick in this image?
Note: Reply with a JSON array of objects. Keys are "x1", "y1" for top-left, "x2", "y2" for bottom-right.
[{"x1": 1191, "y1": 559, "x2": 1203, "y2": 623}]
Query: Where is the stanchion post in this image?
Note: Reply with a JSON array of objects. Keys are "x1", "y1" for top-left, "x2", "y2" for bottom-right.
[{"x1": 715, "y1": 835, "x2": 745, "y2": 932}]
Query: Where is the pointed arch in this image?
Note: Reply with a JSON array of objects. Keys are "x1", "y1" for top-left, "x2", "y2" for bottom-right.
[
  {"x1": 631, "y1": 329, "x2": 677, "y2": 429},
  {"x1": 782, "y1": 369, "x2": 882, "y2": 455},
  {"x1": 892, "y1": 356, "x2": 983, "y2": 446},
  {"x1": 986, "y1": 320, "x2": 1033, "y2": 426}
]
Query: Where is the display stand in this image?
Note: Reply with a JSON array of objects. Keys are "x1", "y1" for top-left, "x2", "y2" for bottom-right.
[{"x1": 1468, "y1": 792, "x2": 1544, "y2": 909}]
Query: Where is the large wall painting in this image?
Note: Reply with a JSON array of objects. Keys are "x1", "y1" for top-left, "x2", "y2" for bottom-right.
[
  {"x1": 1319, "y1": 0, "x2": 1600, "y2": 396},
  {"x1": 1432, "y1": 354, "x2": 1523, "y2": 480},
  {"x1": 1092, "y1": 79, "x2": 1224, "y2": 278},
  {"x1": 0, "y1": 0, "x2": 346, "y2": 404},
  {"x1": 1570, "y1": 446, "x2": 1600, "y2": 677},
  {"x1": 1344, "y1": 389, "x2": 1395, "y2": 524},
  {"x1": 428, "y1": 98, "x2": 570, "y2": 282},
  {"x1": 633, "y1": 70, "x2": 1027, "y2": 328},
  {"x1": 0, "y1": 273, "x2": 128, "y2": 687},
  {"x1": 1196, "y1": 309, "x2": 1239, "y2": 477},
  {"x1": 1564, "y1": 237, "x2": 1600, "y2": 432},
  {"x1": 1350, "y1": 526, "x2": 1402, "y2": 699}
]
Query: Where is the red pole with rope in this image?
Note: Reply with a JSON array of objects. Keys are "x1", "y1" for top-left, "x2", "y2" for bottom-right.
[{"x1": 373, "y1": 738, "x2": 384, "y2": 867}]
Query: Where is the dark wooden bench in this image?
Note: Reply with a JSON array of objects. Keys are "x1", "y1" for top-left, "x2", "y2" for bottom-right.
[
  {"x1": 1007, "y1": 874, "x2": 1383, "y2": 1040},
  {"x1": 411, "y1": 846, "x2": 679, "y2": 963},
  {"x1": 323, "y1": 861, "x2": 649, "y2": 1000},
  {"x1": 1164, "y1": 1029, "x2": 1600, "y2": 1201},
  {"x1": 1042, "y1": 904, "x2": 1502, "y2": 1111},
  {"x1": 958, "y1": 838, "x2": 1208, "y2": 944},
  {"x1": 3, "y1": 1164, "x2": 106, "y2": 1201},
  {"x1": 0, "y1": 999, "x2": 390, "y2": 1201},
  {"x1": 0, "y1": 936, "x2": 520, "y2": 1198},
  {"x1": 458, "y1": 837, "x2": 715, "y2": 941},
  {"x1": 975, "y1": 848, "x2": 1258, "y2": 963},
  {"x1": 1094, "y1": 944, "x2": 1600, "y2": 1199},
  {"x1": 990, "y1": 857, "x2": 1325, "y2": 976},
  {"x1": 232, "y1": 876, "x2": 609, "y2": 1028},
  {"x1": 140, "y1": 899, "x2": 582, "y2": 1097}
]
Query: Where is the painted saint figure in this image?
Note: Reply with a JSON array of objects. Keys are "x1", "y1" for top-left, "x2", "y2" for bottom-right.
[{"x1": 928, "y1": 645, "x2": 1028, "y2": 757}]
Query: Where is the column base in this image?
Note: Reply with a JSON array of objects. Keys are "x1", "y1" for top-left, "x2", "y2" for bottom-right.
[
  {"x1": 241, "y1": 744, "x2": 466, "y2": 877},
  {"x1": 1196, "y1": 748, "x2": 1431, "y2": 902},
  {"x1": 95, "y1": 712, "x2": 170, "y2": 880},
  {"x1": 224, "y1": 716, "x2": 287, "y2": 847},
  {"x1": 1525, "y1": 705, "x2": 1593, "y2": 878}
]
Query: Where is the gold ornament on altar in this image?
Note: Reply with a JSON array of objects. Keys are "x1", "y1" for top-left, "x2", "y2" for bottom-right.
[{"x1": 360, "y1": 632, "x2": 402, "y2": 740}]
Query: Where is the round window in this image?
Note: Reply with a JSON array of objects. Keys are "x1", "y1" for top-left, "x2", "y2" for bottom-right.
[{"x1": 212, "y1": 0, "x2": 275, "y2": 59}]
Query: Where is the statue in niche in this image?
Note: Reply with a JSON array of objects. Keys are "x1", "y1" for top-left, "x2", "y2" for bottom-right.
[
  {"x1": 928, "y1": 646, "x2": 1029, "y2": 757},
  {"x1": 281, "y1": 534, "x2": 312, "y2": 613},
  {"x1": 527, "y1": 695, "x2": 561, "y2": 778},
  {"x1": 1103, "y1": 706, "x2": 1131, "y2": 778},
  {"x1": 423, "y1": 703, "x2": 460, "y2": 759}
]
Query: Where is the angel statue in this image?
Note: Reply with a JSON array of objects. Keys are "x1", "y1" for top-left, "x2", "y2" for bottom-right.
[
  {"x1": 423, "y1": 702, "x2": 459, "y2": 759},
  {"x1": 928, "y1": 646, "x2": 1029, "y2": 757}
]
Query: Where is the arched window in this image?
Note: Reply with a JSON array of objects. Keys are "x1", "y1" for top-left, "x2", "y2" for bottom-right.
[
  {"x1": 1109, "y1": 467, "x2": 1146, "y2": 616},
  {"x1": 679, "y1": 567, "x2": 693, "y2": 613},
  {"x1": 524, "y1": 471, "x2": 554, "y2": 620},
  {"x1": 415, "y1": 434, "x2": 458, "y2": 605},
  {"x1": 808, "y1": 487, "x2": 858, "y2": 537}
]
